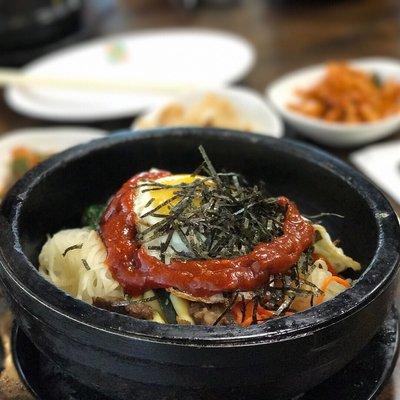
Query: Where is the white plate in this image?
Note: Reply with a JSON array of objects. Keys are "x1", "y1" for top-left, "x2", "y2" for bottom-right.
[
  {"x1": 0, "y1": 127, "x2": 106, "y2": 193},
  {"x1": 5, "y1": 29, "x2": 255, "y2": 122},
  {"x1": 266, "y1": 57, "x2": 400, "y2": 147},
  {"x1": 351, "y1": 140, "x2": 400, "y2": 205},
  {"x1": 133, "y1": 87, "x2": 283, "y2": 138}
]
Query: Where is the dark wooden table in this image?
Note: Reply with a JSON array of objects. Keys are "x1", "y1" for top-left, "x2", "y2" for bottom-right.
[{"x1": 0, "y1": 0, "x2": 399, "y2": 399}]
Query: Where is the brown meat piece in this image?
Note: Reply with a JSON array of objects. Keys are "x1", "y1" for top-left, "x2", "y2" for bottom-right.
[
  {"x1": 125, "y1": 303, "x2": 154, "y2": 320},
  {"x1": 189, "y1": 302, "x2": 232, "y2": 326},
  {"x1": 93, "y1": 297, "x2": 125, "y2": 312},
  {"x1": 93, "y1": 297, "x2": 154, "y2": 321}
]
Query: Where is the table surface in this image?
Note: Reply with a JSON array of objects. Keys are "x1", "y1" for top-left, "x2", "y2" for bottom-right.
[{"x1": 0, "y1": 0, "x2": 399, "y2": 399}]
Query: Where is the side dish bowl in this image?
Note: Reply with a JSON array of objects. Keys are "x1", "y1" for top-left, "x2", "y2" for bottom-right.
[
  {"x1": 0, "y1": 128, "x2": 399, "y2": 400},
  {"x1": 267, "y1": 57, "x2": 400, "y2": 147},
  {"x1": 0, "y1": 127, "x2": 105, "y2": 198},
  {"x1": 133, "y1": 86, "x2": 283, "y2": 138}
]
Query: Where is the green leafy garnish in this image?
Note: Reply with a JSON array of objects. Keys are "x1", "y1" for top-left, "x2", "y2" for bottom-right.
[{"x1": 82, "y1": 204, "x2": 106, "y2": 229}]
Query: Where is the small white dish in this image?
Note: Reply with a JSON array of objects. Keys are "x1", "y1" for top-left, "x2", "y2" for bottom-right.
[
  {"x1": 350, "y1": 140, "x2": 400, "y2": 205},
  {"x1": 266, "y1": 57, "x2": 400, "y2": 147},
  {"x1": 5, "y1": 29, "x2": 255, "y2": 122},
  {"x1": 0, "y1": 127, "x2": 105, "y2": 194},
  {"x1": 133, "y1": 87, "x2": 283, "y2": 138}
]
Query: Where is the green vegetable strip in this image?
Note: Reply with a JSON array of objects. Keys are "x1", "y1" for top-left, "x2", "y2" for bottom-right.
[{"x1": 154, "y1": 289, "x2": 177, "y2": 324}]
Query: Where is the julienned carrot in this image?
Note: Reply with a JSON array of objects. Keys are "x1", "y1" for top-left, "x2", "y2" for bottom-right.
[
  {"x1": 316, "y1": 276, "x2": 351, "y2": 305},
  {"x1": 232, "y1": 301, "x2": 274, "y2": 327}
]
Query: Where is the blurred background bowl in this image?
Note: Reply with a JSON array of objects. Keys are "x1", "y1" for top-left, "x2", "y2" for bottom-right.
[
  {"x1": 133, "y1": 86, "x2": 283, "y2": 138},
  {"x1": 0, "y1": 127, "x2": 105, "y2": 196},
  {"x1": 267, "y1": 58, "x2": 400, "y2": 147},
  {"x1": 0, "y1": 0, "x2": 84, "y2": 67}
]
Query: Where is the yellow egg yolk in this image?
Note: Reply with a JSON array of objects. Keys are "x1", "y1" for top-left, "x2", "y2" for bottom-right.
[{"x1": 144, "y1": 174, "x2": 207, "y2": 216}]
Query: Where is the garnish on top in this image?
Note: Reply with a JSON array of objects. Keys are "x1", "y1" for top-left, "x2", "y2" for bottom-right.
[{"x1": 135, "y1": 146, "x2": 285, "y2": 263}]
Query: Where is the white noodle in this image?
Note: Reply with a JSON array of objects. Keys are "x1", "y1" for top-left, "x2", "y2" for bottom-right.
[{"x1": 39, "y1": 228, "x2": 124, "y2": 304}]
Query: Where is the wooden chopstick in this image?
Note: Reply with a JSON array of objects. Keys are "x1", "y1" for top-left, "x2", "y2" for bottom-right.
[{"x1": 0, "y1": 68, "x2": 199, "y2": 94}]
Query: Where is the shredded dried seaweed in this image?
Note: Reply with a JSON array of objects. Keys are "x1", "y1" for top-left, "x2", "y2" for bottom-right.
[
  {"x1": 62, "y1": 243, "x2": 83, "y2": 257},
  {"x1": 136, "y1": 145, "x2": 285, "y2": 262},
  {"x1": 81, "y1": 259, "x2": 90, "y2": 271},
  {"x1": 213, "y1": 292, "x2": 239, "y2": 326},
  {"x1": 211, "y1": 248, "x2": 324, "y2": 324}
]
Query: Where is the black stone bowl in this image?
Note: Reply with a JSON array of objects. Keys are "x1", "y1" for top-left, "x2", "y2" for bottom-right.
[{"x1": 0, "y1": 128, "x2": 399, "y2": 400}]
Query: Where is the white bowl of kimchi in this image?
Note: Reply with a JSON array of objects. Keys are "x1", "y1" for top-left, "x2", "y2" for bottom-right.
[{"x1": 267, "y1": 58, "x2": 400, "y2": 147}]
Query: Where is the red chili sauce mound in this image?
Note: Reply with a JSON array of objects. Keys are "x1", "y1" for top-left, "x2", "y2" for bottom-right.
[{"x1": 99, "y1": 171, "x2": 315, "y2": 297}]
